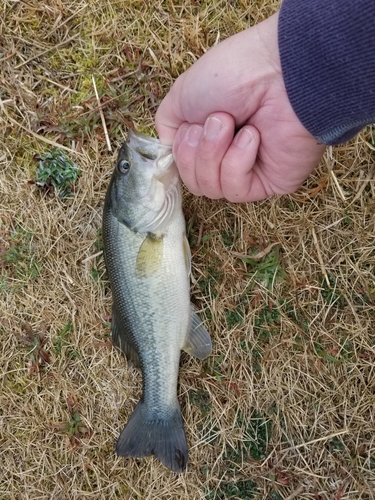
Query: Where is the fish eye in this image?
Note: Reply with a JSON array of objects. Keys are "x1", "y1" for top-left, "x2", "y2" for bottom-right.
[{"x1": 117, "y1": 159, "x2": 130, "y2": 174}]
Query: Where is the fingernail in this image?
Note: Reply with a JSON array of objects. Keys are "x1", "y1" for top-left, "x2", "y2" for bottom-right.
[
  {"x1": 235, "y1": 128, "x2": 253, "y2": 148},
  {"x1": 187, "y1": 124, "x2": 203, "y2": 147},
  {"x1": 204, "y1": 117, "x2": 223, "y2": 139},
  {"x1": 176, "y1": 123, "x2": 189, "y2": 143}
]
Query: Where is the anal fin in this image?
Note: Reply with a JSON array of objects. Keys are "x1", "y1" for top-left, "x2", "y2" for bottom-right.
[{"x1": 182, "y1": 304, "x2": 212, "y2": 360}]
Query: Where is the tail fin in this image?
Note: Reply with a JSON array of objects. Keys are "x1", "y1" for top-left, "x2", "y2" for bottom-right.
[{"x1": 116, "y1": 401, "x2": 188, "y2": 473}]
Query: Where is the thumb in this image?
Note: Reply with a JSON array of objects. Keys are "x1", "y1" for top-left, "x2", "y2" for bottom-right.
[
  {"x1": 220, "y1": 125, "x2": 265, "y2": 202},
  {"x1": 155, "y1": 78, "x2": 185, "y2": 146}
]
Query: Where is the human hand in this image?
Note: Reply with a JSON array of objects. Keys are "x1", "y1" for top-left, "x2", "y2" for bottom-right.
[{"x1": 155, "y1": 12, "x2": 326, "y2": 202}]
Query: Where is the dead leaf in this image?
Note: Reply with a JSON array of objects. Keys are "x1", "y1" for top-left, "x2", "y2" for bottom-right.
[{"x1": 231, "y1": 242, "x2": 280, "y2": 260}]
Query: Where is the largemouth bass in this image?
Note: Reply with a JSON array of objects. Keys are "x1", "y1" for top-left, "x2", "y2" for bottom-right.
[{"x1": 102, "y1": 129, "x2": 212, "y2": 472}]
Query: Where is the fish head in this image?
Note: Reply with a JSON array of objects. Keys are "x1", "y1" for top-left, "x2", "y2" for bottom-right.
[{"x1": 109, "y1": 129, "x2": 181, "y2": 233}]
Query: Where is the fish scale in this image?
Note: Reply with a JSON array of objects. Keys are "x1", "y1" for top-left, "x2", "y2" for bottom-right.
[{"x1": 107, "y1": 214, "x2": 189, "y2": 405}]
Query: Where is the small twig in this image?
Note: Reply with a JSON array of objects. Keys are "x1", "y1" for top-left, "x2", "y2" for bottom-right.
[
  {"x1": 92, "y1": 76, "x2": 112, "y2": 152},
  {"x1": 330, "y1": 170, "x2": 346, "y2": 202},
  {"x1": 349, "y1": 164, "x2": 375, "y2": 205},
  {"x1": 281, "y1": 428, "x2": 349, "y2": 453},
  {"x1": 44, "y1": 4, "x2": 87, "y2": 39},
  {"x1": 0, "y1": 49, "x2": 17, "y2": 62},
  {"x1": 37, "y1": 75, "x2": 79, "y2": 94},
  {"x1": 81, "y1": 250, "x2": 103, "y2": 263},
  {"x1": 147, "y1": 47, "x2": 159, "y2": 66},
  {"x1": 14, "y1": 33, "x2": 80, "y2": 69},
  {"x1": 326, "y1": 146, "x2": 346, "y2": 202},
  {"x1": 213, "y1": 31, "x2": 220, "y2": 47},
  {"x1": 312, "y1": 227, "x2": 330, "y2": 287},
  {"x1": 231, "y1": 242, "x2": 280, "y2": 260},
  {"x1": 0, "y1": 100, "x2": 79, "y2": 154},
  {"x1": 262, "y1": 429, "x2": 348, "y2": 469},
  {"x1": 284, "y1": 485, "x2": 305, "y2": 500},
  {"x1": 365, "y1": 140, "x2": 375, "y2": 151},
  {"x1": 61, "y1": 281, "x2": 76, "y2": 311}
]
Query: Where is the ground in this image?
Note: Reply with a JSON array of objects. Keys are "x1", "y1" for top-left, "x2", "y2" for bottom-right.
[{"x1": 1, "y1": 0, "x2": 375, "y2": 499}]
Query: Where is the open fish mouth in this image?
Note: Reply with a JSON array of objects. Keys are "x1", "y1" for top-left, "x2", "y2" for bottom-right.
[
  {"x1": 123, "y1": 129, "x2": 179, "y2": 233},
  {"x1": 127, "y1": 129, "x2": 172, "y2": 164}
]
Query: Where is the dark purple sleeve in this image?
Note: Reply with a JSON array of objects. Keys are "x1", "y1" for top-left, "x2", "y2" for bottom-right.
[{"x1": 278, "y1": 0, "x2": 375, "y2": 145}]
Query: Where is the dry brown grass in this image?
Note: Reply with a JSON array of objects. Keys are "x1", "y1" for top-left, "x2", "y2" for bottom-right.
[{"x1": 1, "y1": 0, "x2": 375, "y2": 499}]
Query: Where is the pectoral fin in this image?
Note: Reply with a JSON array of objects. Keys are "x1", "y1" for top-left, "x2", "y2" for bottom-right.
[
  {"x1": 136, "y1": 234, "x2": 163, "y2": 277},
  {"x1": 182, "y1": 305, "x2": 212, "y2": 360},
  {"x1": 183, "y1": 235, "x2": 191, "y2": 277}
]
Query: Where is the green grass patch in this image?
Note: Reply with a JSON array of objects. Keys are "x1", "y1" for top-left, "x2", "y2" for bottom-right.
[
  {"x1": 91, "y1": 268, "x2": 100, "y2": 282},
  {"x1": 203, "y1": 353, "x2": 225, "y2": 383},
  {"x1": 35, "y1": 149, "x2": 80, "y2": 198},
  {"x1": 313, "y1": 338, "x2": 355, "y2": 364},
  {"x1": 221, "y1": 230, "x2": 239, "y2": 248},
  {"x1": 53, "y1": 322, "x2": 80, "y2": 360},
  {"x1": 225, "y1": 411, "x2": 272, "y2": 464},
  {"x1": 95, "y1": 227, "x2": 104, "y2": 252},
  {"x1": 241, "y1": 341, "x2": 263, "y2": 374},
  {"x1": 292, "y1": 336, "x2": 307, "y2": 352},
  {"x1": 283, "y1": 301, "x2": 309, "y2": 333},
  {"x1": 18, "y1": 323, "x2": 51, "y2": 376},
  {"x1": 238, "y1": 244, "x2": 285, "y2": 291},
  {"x1": 1, "y1": 225, "x2": 42, "y2": 282},
  {"x1": 66, "y1": 409, "x2": 84, "y2": 438},
  {"x1": 225, "y1": 307, "x2": 244, "y2": 328},
  {"x1": 53, "y1": 396, "x2": 89, "y2": 444},
  {"x1": 339, "y1": 339, "x2": 354, "y2": 362},
  {"x1": 254, "y1": 304, "x2": 280, "y2": 342},
  {"x1": 320, "y1": 275, "x2": 347, "y2": 308},
  {"x1": 327, "y1": 436, "x2": 346, "y2": 453},
  {"x1": 267, "y1": 491, "x2": 283, "y2": 500},
  {"x1": 198, "y1": 265, "x2": 221, "y2": 299},
  {"x1": 205, "y1": 479, "x2": 258, "y2": 500},
  {"x1": 189, "y1": 389, "x2": 211, "y2": 416}
]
